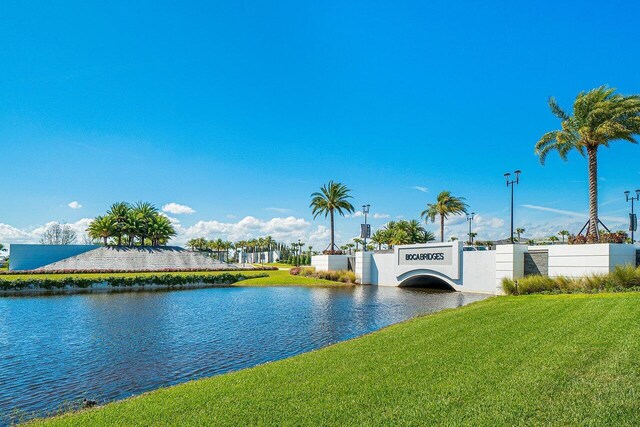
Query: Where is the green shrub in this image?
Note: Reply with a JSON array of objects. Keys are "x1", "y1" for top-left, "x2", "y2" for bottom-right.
[
  {"x1": 0, "y1": 273, "x2": 268, "y2": 293},
  {"x1": 503, "y1": 264, "x2": 640, "y2": 295}
]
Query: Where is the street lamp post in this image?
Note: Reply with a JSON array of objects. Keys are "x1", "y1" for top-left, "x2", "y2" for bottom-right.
[
  {"x1": 504, "y1": 170, "x2": 521, "y2": 244},
  {"x1": 466, "y1": 212, "x2": 475, "y2": 245},
  {"x1": 624, "y1": 190, "x2": 640, "y2": 243},
  {"x1": 362, "y1": 204, "x2": 370, "y2": 250}
]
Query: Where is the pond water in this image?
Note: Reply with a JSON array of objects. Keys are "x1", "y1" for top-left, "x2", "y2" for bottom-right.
[{"x1": 0, "y1": 286, "x2": 489, "y2": 423}]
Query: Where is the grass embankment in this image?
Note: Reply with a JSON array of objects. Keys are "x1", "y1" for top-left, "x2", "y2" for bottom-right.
[
  {"x1": 34, "y1": 293, "x2": 640, "y2": 426},
  {"x1": 1, "y1": 270, "x2": 343, "y2": 287}
]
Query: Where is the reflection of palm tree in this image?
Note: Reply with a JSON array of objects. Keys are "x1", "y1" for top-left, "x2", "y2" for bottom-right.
[
  {"x1": 310, "y1": 181, "x2": 355, "y2": 253},
  {"x1": 421, "y1": 191, "x2": 468, "y2": 242},
  {"x1": 516, "y1": 228, "x2": 525, "y2": 242},
  {"x1": 535, "y1": 86, "x2": 640, "y2": 240}
]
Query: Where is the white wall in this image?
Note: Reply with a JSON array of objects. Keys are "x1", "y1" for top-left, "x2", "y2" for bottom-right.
[
  {"x1": 355, "y1": 251, "x2": 373, "y2": 284},
  {"x1": 461, "y1": 251, "x2": 497, "y2": 294},
  {"x1": 495, "y1": 244, "x2": 527, "y2": 292},
  {"x1": 539, "y1": 243, "x2": 638, "y2": 277},
  {"x1": 311, "y1": 255, "x2": 349, "y2": 271},
  {"x1": 371, "y1": 252, "x2": 396, "y2": 286}
]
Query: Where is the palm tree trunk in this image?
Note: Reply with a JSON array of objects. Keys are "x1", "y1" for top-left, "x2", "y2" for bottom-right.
[
  {"x1": 330, "y1": 209, "x2": 335, "y2": 252},
  {"x1": 440, "y1": 215, "x2": 444, "y2": 242},
  {"x1": 587, "y1": 146, "x2": 599, "y2": 240}
]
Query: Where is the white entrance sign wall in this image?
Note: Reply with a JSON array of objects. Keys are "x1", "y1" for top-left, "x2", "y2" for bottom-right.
[{"x1": 395, "y1": 242, "x2": 461, "y2": 280}]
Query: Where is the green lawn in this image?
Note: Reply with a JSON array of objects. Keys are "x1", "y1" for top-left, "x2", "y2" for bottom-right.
[
  {"x1": 0, "y1": 269, "x2": 343, "y2": 287},
  {"x1": 252, "y1": 262, "x2": 297, "y2": 269},
  {"x1": 33, "y1": 293, "x2": 640, "y2": 426}
]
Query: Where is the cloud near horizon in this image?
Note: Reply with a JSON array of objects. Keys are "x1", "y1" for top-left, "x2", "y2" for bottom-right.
[{"x1": 162, "y1": 203, "x2": 196, "y2": 215}]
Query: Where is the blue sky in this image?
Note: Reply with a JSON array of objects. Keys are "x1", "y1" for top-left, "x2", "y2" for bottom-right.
[{"x1": 1, "y1": 0, "x2": 639, "y2": 248}]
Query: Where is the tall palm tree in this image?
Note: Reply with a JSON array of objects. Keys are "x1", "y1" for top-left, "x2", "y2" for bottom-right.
[
  {"x1": 558, "y1": 230, "x2": 570, "y2": 243},
  {"x1": 535, "y1": 86, "x2": 640, "y2": 240},
  {"x1": 516, "y1": 228, "x2": 525, "y2": 242},
  {"x1": 148, "y1": 215, "x2": 176, "y2": 246},
  {"x1": 421, "y1": 191, "x2": 468, "y2": 242},
  {"x1": 310, "y1": 181, "x2": 355, "y2": 254}
]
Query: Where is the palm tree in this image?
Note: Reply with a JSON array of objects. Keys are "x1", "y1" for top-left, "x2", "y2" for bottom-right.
[
  {"x1": 558, "y1": 230, "x2": 570, "y2": 243},
  {"x1": 353, "y1": 238, "x2": 364, "y2": 252},
  {"x1": 549, "y1": 235, "x2": 559, "y2": 244},
  {"x1": 148, "y1": 215, "x2": 176, "y2": 246},
  {"x1": 450, "y1": 236, "x2": 458, "y2": 242},
  {"x1": 516, "y1": 228, "x2": 525, "y2": 242},
  {"x1": 421, "y1": 191, "x2": 468, "y2": 242},
  {"x1": 371, "y1": 230, "x2": 385, "y2": 250},
  {"x1": 87, "y1": 215, "x2": 114, "y2": 245},
  {"x1": 535, "y1": 86, "x2": 640, "y2": 240},
  {"x1": 310, "y1": 181, "x2": 355, "y2": 254},
  {"x1": 106, "y1": 202, "x2": 131, "y2": 246},
  {"x1": 132, "y1": 201, "x2": 158, "y2": 246}
]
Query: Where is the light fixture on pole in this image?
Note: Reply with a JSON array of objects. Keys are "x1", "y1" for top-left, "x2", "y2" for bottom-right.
[
  {"x1": 624, "y1": 190, "x2": 640, "y2": 243},
  {"x1": 504, "y1": 170, "x2": 521, "y2": 244},
  {"x1": 466, "y1": 212, "x2": 475, "y2": 245},
  {"x1": 361, "y1": 204, "x2": 371, "y2": 250}
]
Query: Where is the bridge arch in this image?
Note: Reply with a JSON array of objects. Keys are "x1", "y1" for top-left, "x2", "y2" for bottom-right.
[{"x1": 397, "y1": 270, "x2": 459, "y2": 291}]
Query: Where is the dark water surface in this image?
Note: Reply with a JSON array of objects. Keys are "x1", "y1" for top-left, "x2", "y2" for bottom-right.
[{"x1": 0, "y1": 286, "x2": 489, "y2": 422}]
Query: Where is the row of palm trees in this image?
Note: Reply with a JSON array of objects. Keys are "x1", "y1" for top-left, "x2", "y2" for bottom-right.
[
  {"x1": 87, "y1": 202, "x2": 177, "y2": 246},
  {"x1": 371, "y1": 220, "x2": 436, "y2": 249},
  {"x1": 309, "y1": 181, "x2": 467, "y2": 252}
]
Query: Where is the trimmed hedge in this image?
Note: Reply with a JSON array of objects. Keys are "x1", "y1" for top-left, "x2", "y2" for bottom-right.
[
  {"x1": 0, "y1": 273, "x2": 269, "y2": 291},
  {"x1": 0, "y1": 267, "x2": 277, "y2": 276}
]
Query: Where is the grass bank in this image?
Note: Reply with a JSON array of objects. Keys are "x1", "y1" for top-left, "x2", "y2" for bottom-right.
[
  {"x1": 33, "y1": 293, "x2": 640, "y2": 426},
  {"x1": 0, "y1": 270, "x2": 343, "y2": 287}
]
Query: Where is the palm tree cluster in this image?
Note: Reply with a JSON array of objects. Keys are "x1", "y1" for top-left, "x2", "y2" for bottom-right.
[
  {"x1": 536, "y1": 86, "x2": 640, "y2": 240},
  {"x1": 233, "y1": 236, "x2": 281, "y2": 263},
  {"x1": 370, "y1": 220, "x2": 436, "y2": 250},
  {"x1": 87, "y1": 202, "x2": 176, "y2": 246},
  {"x1": 186, "y1": 237, "x2": 235, "y2": 261}
]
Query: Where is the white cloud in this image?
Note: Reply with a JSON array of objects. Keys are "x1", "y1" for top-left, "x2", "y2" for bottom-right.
[
  {"x1": 179, "y1": 216, "x2": 310, "y2": 244},
  {"x1": 410, "y1": 186, "x2": 428, "y2": 193},
  {"x1": 162, "y1": 203, "x2": 196, "y2": 215},
  {"x1": 0, "y1": 218, "x2": 94, "y2": 249},
  {"x1": 373, "y1": 213, "x2": 390, "y2": 219},
  {"x1": 68, "y1": 201, "x2": 82, "y2": 209},
  {"x1": 264, "y1": 207, "x2": 293, "y2": 214},
  {"x1": 522, "y1": 204, "x2": 626, "y2": 224}
]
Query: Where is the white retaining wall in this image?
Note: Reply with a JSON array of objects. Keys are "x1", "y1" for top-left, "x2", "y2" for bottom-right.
[{"x1": 311, "y1": 255, "x2": 349, "y2": 272}]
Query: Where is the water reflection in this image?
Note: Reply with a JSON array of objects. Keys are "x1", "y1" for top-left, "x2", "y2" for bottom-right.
[{"x1": 0, "y1": 286, "x2": 489, "y2": 423}]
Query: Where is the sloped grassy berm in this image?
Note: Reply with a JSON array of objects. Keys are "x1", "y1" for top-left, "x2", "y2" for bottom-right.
[
  {"x1": 32, "y1": 293, "x2": 640, "y2": 426},
  {"x1": 503, "y1": 264, "x2": 640, "y2": 295},
  {"x1": 0, "y1": 272, "x2": 268, "y2": 291}
]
